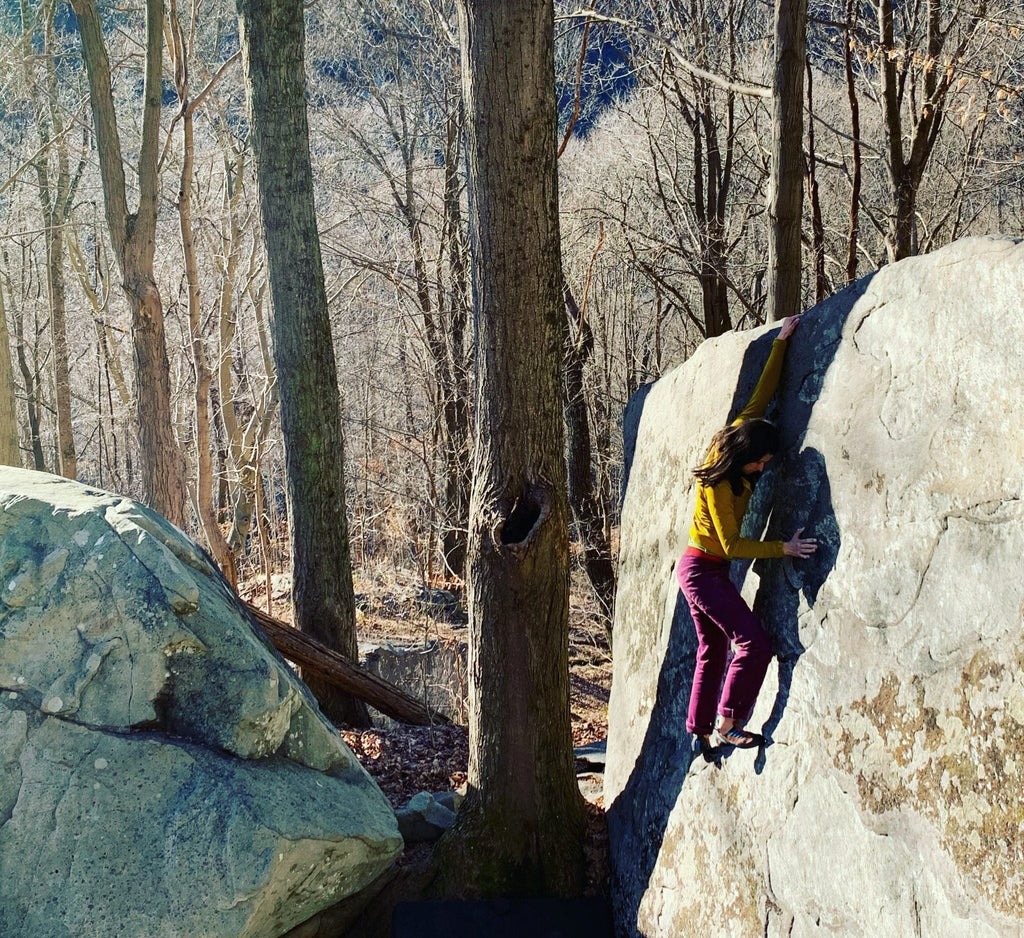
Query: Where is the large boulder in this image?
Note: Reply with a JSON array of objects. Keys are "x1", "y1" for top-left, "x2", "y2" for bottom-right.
[
  {"x1": 0, "y1": 469, "x2": 402, "y2": 938},
  {"x1": 606, "y1": 236, "x2": 1024, "y2": 937}
]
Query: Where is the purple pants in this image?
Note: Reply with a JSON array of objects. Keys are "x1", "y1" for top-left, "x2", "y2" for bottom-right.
[{"x1": 676, "y1": 551, "x2": 773, "y2": 736}]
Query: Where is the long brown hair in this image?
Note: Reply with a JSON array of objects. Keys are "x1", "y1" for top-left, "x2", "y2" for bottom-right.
[{"x1": 693, "y1": 419, "x2": 780, "y2": 494}]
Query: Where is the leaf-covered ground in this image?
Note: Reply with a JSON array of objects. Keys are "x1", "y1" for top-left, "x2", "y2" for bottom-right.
[{"x1": 241, "y1": 568, "x2": 612, "y2": 894}]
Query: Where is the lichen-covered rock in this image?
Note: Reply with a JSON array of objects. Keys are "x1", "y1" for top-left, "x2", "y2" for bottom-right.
[
  {"x1": 606, "y1": 237, "x2": 1024, "y2": 937},
  {"x1": 0, "y1": 469, "x2": 402, "y2": 938}
]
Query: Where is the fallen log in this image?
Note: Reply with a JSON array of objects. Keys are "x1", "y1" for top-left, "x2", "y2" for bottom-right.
[{"x1": 246, "y1": 603, "x2": 449, "y2": 727}]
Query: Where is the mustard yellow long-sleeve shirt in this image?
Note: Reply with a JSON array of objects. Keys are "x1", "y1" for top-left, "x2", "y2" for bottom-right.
[{"x1": 688, "y1": 338, "x2": 788, "y2": 560}]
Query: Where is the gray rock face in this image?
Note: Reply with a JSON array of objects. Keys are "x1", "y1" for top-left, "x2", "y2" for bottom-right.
[
  {"x1": 361, "y1": 639, "x2": 468, "y2": 725},
  {"x1": 0, "y1": 469, "x2": 402, "y2": 938},
  {"x1": 606, "y1": 237, "x2": 1024, "y2": 937}
]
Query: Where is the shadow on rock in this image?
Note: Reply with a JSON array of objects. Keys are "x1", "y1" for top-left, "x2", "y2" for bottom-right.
[
  {"x1": 609, "y1": 280, "x2": 869, "y2": 936},
  {"x1": 730, "y1": 295, "x2": 861, "y2": 772},
  {"x1": 606, "y1": 587, "x2": 705, "y2": 938},
  {"x1": 752, "y1": 446, "x2": 840, "y2": 773}
]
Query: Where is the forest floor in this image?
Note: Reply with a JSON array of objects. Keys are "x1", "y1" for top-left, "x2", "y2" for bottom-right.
[{"x1": 240, "y1": 562, "x2": 613, "y2": 896}]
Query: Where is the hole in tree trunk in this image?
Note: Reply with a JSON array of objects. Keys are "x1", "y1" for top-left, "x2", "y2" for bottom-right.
[{"x1": 499, "y1": 491, "x2": 544, "y2": 545}]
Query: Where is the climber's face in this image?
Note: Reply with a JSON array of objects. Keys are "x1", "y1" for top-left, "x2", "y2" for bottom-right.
[{"x1": 743, "y1": 453, "x2": 772, "y2": 475}]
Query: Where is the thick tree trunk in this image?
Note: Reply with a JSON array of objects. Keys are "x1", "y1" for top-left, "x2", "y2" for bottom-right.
[
  {"x1": 766, "y1": 0, "x2": 807, "y2": 321},
  {"x1": 236, "y1": 0, "x2": 368, "y2": 726},
  {"x1": 433, "y1": 0, "x2": 586, "y2": 897},
  {"x1": 71, "y1": 0, "x2": 187, "y2": 526}
]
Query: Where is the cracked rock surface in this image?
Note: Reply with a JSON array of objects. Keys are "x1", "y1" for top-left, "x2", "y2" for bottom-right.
[
  {"x1": 0, "y1": 469, "x2": 402, "y2": 938},
  {"x1": 606, "y1": 237, "x2": 1024, "y2": 938}
]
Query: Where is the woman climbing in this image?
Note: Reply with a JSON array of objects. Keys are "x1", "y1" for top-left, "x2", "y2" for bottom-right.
[{"x1": 677, "y1": 314, "x2": 817, "y2": 756}]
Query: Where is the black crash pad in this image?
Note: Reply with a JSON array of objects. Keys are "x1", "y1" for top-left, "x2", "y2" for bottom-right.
[{"x1": 392, "y1": 898, "x2": 612, "y2": 938}]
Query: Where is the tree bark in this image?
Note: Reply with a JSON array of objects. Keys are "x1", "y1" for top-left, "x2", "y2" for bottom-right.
[
  {"x1": 804, "y1": 57, "x2": 827, "y2": 304},
  {"x1": 0, "y1": 281, "x2": 20, "y2": 466},
  {"x1": 236, "y1": 0, "x2": 368, "y2": 726},
  {"x1": 71, "y1": 0, "x2": 187, "y2": 526},
  {"x1": 563, "y1": 280, "x2": 615, "y2": 643},
  {"x1": 6, "y1": 278, "x2": 46, "y2": 471},
  {"x1": 167, "y1": 0, "x2": 235, "y2": 582},
  {"x1": 438, "y1": 108, "x2": 472, "y2": 583},
  {"x1": 766, "y1": 0, "x2": 808, "y2": 321},
  {"x1": 843, "y1": 0, "x2": 862, "y2": 283},
  {"x1": 432, "y1": 0, "x2": 586, "y2": 897},
  {"x1": 24, "y1": 0, "x2": 81, "y2": 478}
]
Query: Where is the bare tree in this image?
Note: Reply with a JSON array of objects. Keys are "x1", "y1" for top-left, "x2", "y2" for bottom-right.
[
  {"x1": 313, "y1": 0, "x2": 473, "y2": 584},
  {"x1": 0, "y1": 277, "x2": 19, "y2": 466},
  {"x1": 164, "y1": 0, "x2": 240, "y2": 578},
  {"x1": 1, "y1": 255, "x2": 47, "y2": 472},
  {"x1": 842, "y1": 0, "x2": 863, "y2": 283},
  {"x1": 432, "y1": 0, "x2": 586, "y2": 895},
  {"x1": 66, "y1": 215, "x2": 134, "y2": 491},
  {"x1": 876, "y1": 0, "x2": 1007, "y2": 261},
  {"x1": 70, "y1": 0, "x2": 188, "y2": 524},
  {"x1": 236, "y1": 0, "x2": 369, "y2": 725},
  {"x1": 804, "y1": 55, "x2": 828, "y2": 303},
  {"x1": 767, "y1": 0, "x2": 807, "y2": 320},
  {"x1": 645, "y1": 0, "x2": 764, "y2": 337},
  {"x1": 21, "y1": 0, "x2": 86, "y2": 478},
  {"x1": 563, "y1": 272, "x2": 616, "y2": 642}
]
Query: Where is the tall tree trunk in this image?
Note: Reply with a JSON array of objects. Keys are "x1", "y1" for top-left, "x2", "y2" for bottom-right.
[
  {"x1": 843, "y1": 0, "x2": 862, "y2": 283},
  {"x1": 0, "y1": 281, "x2": 20, "y2": 466},
  {"x1": 71, "y1": 0, "x2": 187, "y2": 526},
  {"x1": 45, "y1": 220, "x2": 76, "y2": 478},
  {"x1": 6, "y1": 278, "x2": 46, "y2": 471},
  {"x1": 804, "y1": 57, "x2": 827, "y2": 304},
  {"x1": 563, "y1": 280, "x2": 615, "y2": 643},
  {"x1": 167, "y1": 0, "x2": 235, "y2": 582},
  {"x1": 24, "y1": 0, "x2": 80, "y2": 478},
  {"x1": 766, "y1": 0, "x2": 807, "y2": 321},
  {"x1": 236, "y1": 0, "x2": 368, "y2": 726},
  {"x1": 434, "y1": 0, "x2": 586, "y2": 897},
  {"x1": 438, "y1": 108, "x2": 472, "y2": 583}
]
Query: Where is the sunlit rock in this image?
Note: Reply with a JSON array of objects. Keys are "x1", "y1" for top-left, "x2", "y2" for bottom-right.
[
  {"x1": 606, "y1": 236, "x2": 1024, "y2": 937},
  {"x1": 0, "y1": 470, "x2": 402, "y2": 938}
]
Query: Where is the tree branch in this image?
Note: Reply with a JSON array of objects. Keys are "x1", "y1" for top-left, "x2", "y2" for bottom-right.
[{"x1": 561, "y1": 8, "x2": 771, "y2": 98}]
